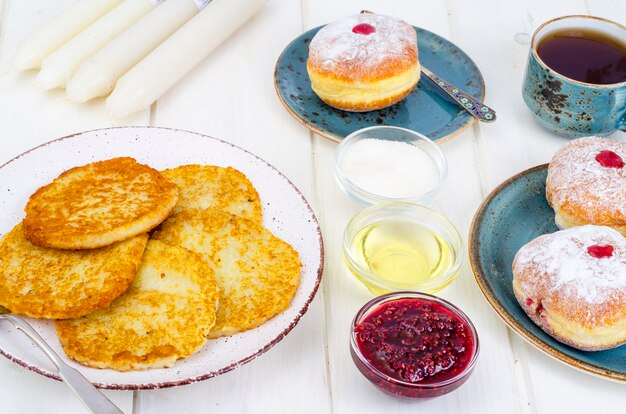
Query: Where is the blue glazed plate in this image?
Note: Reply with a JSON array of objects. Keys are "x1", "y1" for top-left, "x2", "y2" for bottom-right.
[
  {"x1": 274, "y1": 25, "x2": 486, "y2": 142},
  {"x1": 469, "y1": 164, "x2": 626, "y2": 382}
]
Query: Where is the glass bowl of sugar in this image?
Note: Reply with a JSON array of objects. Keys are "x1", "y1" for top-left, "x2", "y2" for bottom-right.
[{"x1": 334, "y1": 126, "x2": 448, "y2": 206}]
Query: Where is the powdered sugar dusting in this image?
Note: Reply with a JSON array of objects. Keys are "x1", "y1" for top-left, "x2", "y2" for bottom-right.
[
  {"x1": 515, "y1": 226, "x2": 626, "y2": 304},
  {"x1": 308, "y1": 14, "x2": 417, "y2": 78},
  {"x1": 547, "y1": 137, "x2": 626, "y2": 223}
]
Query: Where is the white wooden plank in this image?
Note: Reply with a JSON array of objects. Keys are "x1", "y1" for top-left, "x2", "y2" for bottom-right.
[
  {"x1": 144, "y1": 0, "x2": 317, "y2": 195},
  {"x1": 313, "y1": 135, "x2": 525, "y2": 413},
  {"x1": 450, "y1": 0, "x2": 626, "y2": 192},
  {"x1": 306, "y1": 1, "x2": 522, "y2": 413},
  {"x1": 136, "y1": 0, "x2": 332, "y2": 412},
  {"x1": 0, "y1": 1, "x2": 148, "y2": 413},
  {"x1": 137, "y1": 299, "x2": 329, "y2": 414},
  {"x1": 528, "y1": 1, "x2": 626, "y2": 412},
  {"x1": 450, "y1": 0, "x2": 626, "y2": 413},
  {"x1": 0, "y1": 1, "x2": 8, "y2": 64},
  {"x1": 0, "y1": 0, "x2": 149, "y2": 162},
  {"x1": 1, "y1": 0, "x2": 625, "y2": 413},
  {"x1": 0, "y1": 356, "x2": 131, "y2": 414}
]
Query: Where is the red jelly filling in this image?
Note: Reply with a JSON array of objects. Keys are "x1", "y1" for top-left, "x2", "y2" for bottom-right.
[
  {"x1": 595, "y1": 150, "x2": 624, "y2": 168},
  {"x1": 354, "y1": 298, "x2": 474, "y2": 386},
  {"x1": 587, "y1": 244, "x2": 614, "y2": 258},
  {"x1": 352, "y1": 23, "x2": 376, "y2": 35}
]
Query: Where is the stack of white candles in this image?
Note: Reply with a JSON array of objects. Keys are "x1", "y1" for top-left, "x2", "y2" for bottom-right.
[{"x1": 14, "y1": 0, "x2": 269, "y2": 117}]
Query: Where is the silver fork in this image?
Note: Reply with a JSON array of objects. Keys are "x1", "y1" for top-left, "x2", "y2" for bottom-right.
[{"x1": 0, "y1": 307, "x2": 124, "y2": 414}]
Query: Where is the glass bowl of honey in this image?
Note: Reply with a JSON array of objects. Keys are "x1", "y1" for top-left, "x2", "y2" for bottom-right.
[{"x1": 343, "y1": 202, "x2": 463, "y2": 295}]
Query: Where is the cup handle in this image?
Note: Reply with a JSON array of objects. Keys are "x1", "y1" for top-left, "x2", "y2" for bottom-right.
[{"x1": 619, "y1": 114, "x2": 626, "y2": 132}]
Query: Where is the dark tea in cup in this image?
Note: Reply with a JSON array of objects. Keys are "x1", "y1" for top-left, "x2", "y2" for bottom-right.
[
  {"x1": 537, "y1": 28, "x2": 626, "y2": 85},
  {"x1": 522, "y1": 15, "x2": 626, "y2": 137}
]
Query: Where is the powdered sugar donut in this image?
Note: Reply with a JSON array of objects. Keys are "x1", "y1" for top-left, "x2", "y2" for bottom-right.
[
  {"x1": 512, "y1": 225, "x2": 626, "y2": 351},
  {"x1": 546, "y1": 136, "x2": 626, "y2": 235},
  {"x1": 306, "y1": 13, "x2": 420, "y2": 112}
]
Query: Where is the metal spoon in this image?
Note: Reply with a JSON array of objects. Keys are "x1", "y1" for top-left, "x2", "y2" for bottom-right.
[
  {"x1": 0, "y1": 307, "x2": 124, "y2": 414},
  {"x1": 420, "y1": 66, "x2": 497, "y2": 123},
  {"x1": 359, "y1": 9, "x2": 496, "y2": 123}
]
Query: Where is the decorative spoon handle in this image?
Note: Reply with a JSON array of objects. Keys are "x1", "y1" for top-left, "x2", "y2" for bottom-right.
[
  {"x1": 421, "y1": 66, "x2": 497, "y2": 123},
  {"x1": 0, "y1": 314, "x2": 124, "y2": 414}
]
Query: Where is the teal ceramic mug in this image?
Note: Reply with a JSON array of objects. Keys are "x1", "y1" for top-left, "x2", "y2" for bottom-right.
[{"x1": 522, "y1": 15, "x2": 626, "y2": 138}]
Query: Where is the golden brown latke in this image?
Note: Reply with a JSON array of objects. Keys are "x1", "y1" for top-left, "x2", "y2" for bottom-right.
[
  {"x1": 55, "y1": 240, "x2": 219, "y2": 371},
  {"x1": 24, "y1": 157, "x2": 178, "y2": 249},
  {"x1": 152, "y1": 208, "x2": 301, "y2": 338},
  {"x1": 0, "y1": 222, "x2": 147, "y2": 319},
  {"x1": 162, "y1": 165, "x2": 262, "y2": 223}
]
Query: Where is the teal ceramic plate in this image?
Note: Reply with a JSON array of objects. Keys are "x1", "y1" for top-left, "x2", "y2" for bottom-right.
[
  {"x1": 469, "y1": 164, "x2": 626, "y2": 382},
  {"x1": 274, "y1": 25, "x2": 485, "y2": 143}
]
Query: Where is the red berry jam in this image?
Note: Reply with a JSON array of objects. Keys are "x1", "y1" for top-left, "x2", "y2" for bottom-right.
[
  {"x1": 595, "y1": 150, "x2": 624, "y2": 168},
  {"x1": 351, "y1": 295, "x2": 478, "y2": 398},
  {"x1": 587, "y1": 244, "x2": 614, "y2": 259},
  {"x1": 352, "y1": 23, "x2": 376, "y2": 35}
]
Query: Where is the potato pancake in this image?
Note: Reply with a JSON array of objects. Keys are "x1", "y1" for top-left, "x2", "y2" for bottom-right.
[
  {"x1": 24, "y1": 157, "x2": 178, "y2": 249},
  {"x1": 0, "y1": 222, "x2": 147, "y2": 319},
  {"x1": 152, "y1": 209, "x2": 301, "y2": 338},
  {"x1": 162, "y1": 165, "x2": 261, "y2": 223},
  {"x1": 55, "y1": 240, "x2": 219, "y2": 371}
]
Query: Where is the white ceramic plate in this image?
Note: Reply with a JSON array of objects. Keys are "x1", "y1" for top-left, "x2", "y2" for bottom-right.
[{"x1": 0, "y1": 127, "x2": 324, "y2": 389}]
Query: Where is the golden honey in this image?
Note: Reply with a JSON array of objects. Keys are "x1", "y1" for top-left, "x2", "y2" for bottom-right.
[{"x1": 347, "y1": 219, "x2": 457, "y2": 295}]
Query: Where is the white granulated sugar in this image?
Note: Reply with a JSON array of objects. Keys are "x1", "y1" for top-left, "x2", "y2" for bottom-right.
[
  {"x1": 340, "y1": 138, "x2": 438, "y2": 198},
  {"x1": 515, "y1": 225, "x2": 626, "y2": 304}
]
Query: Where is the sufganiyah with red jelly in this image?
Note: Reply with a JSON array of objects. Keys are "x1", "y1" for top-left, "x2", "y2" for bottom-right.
[
  {"x1": 512, "y1": 225, "x2": 626, "y2": 351},
  {"x1": 306, "y1": 13, "x2": 420, "y2": 112},
  {"x1": 546, "y1": 136, "x2": 626, "y2": 236}
]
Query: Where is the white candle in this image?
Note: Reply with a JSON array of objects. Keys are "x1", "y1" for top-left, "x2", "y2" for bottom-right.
[
  {"x1": 67, "y1": 0, "x2": 200, "y2": 103},
  {"x1": 13, "y1": 0, "x2": 123, "y2": 71},
  {"x1": 37, "y1": 0, "x2": 162, "y2": 90},
  {"x1": 107, "y1": 0, "x2": 269, "y2": 118}
]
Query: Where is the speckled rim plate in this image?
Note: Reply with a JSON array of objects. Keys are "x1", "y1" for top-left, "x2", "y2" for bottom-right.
[
  {"x1": 0, "y1": 127, "x2": 324, "y2": 390},
  {"x1": 469, "y1": 164, "x2": 626, "y2": 382},
  {"x1": 274, "y1": 25, "x2": 486, "y2": 143}
]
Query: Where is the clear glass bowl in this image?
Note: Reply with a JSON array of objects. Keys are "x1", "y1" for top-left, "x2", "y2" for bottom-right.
[
  {"x1": 343, "y1": 202, "x2": 463, "y2": 295},
  {"x1": 334, "y1": 126, "x2": 448, "y2": 207},
  {"x1": 350, "y1": 291, "x2": 480, "y2": 399}
]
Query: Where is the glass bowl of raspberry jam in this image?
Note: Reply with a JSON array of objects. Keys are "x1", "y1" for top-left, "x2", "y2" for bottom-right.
[{"x1": 350, "y1": 292, "x2": 479, "y2": 398}]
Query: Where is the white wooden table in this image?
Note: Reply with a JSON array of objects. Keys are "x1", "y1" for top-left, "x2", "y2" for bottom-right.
[{"x1": 1, "y1": 1, "x2": 625, "y2": 413}]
